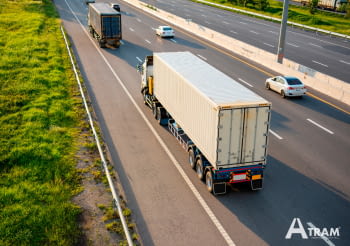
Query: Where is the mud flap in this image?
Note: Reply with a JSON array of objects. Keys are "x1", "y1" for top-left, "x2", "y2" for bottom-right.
[
  {"x1": 213, "y1": 182, "x2": 226, "y2": 195},
  {"x1": 251, "y1": 179, "x2": 263, "y2": 190}
]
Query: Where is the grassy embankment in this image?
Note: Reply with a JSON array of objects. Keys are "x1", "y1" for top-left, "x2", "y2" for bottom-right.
[
  {"x1": 195, "y1": 0, "x2": 350, "y2": 36},
  {"x1": 0, "y1": 0, "x2": 84, "y2": 244}
]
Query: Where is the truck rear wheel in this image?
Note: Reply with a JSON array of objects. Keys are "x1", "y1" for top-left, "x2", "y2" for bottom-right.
[
  {"x1": 196, "y1": 158, "x2": 204, "y2": 180},
  {"x1": 188, "y1": 148, "x2": 196, "y2": 169},
  {"x1": 206, "y1": 171, "x2": 213, "y2": 193}
]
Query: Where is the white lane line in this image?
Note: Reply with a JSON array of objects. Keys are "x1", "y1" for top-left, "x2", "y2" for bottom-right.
[
  {"x1": 269, "y1": 129, "x2": 283, "y2": 140},
  {"x1": 249, "y1": 30, "x2": 259, "y2": 35},
  {"x1": 222, "y1": 21, "x2": 230, "y2": 25},
  {"x1": 309, "y1": 42, "x2": 322, "y2": 48},
  {"x1": 201, "y1": 14, "x2": 207, "y2": 17},
  {"x1": 238, "y1": 78, "x2": 253, "y2": 87},
  {"x1": 340, "y1": 60, "x2": 350, "y2": 65},
  {"x1": 307, "y1": 222, "x2": 335, "y2": 246},
  {"x1": 239, "y1": 21, "x2": 247, "y2": 25},
  {"x1": 312, "y1": 60, "x2": 328, "y2": 67},
  {"x1": 197, "y1": 54, "x2": 207, "y2": 61},
  {"x1": 307, "y1": 119, "x2": 334, "y2": 134},
  {"x1": 287, "y1": 42, "x2": 299, "y2": 48},
  {"x1": 129, "y1": 27, "x2": 134, "y2": 32},
  {"x1": 205, "y1": 21, "x2": 211, "y2": 25},
  {"x1": 137, "y1": 18, "x2": 141, "y2": 22},
  {"x1": 136, "y1": 57, "x2": 142, "y2": 63},
  {"x1": 263, "y1": 43, "x2": 274, "y2": 48},
  {"x1": 170, "y1": 8, "x2": 175, "y2": 11},
  {"x1": 64, "y1": 1, "x2": 236, "y2": 245},
  {"x1": 230, "y1": 30, "x2": 238, "y2": 34},
  {"x1": 145, "y1": 39, "x2": 151, "y2": 44},
  {"x1": 120, "y1": 40, "x2": 125, "y2": 45},
  {"x1": 151, "y1": 27, "x2": 156, "y2": 30},
  {"x1": 170, "y1": 38, "x2": 177, "y2": 43},
  {"x1": 269, "y1": 30, "x2": 278, "y2": 35}
]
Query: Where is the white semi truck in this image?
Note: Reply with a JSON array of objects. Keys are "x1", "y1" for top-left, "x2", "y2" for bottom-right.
[{"x1": 138, "y1": 52, "x2": 271, "y2": 195}]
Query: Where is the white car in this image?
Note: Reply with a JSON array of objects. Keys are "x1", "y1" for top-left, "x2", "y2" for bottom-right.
[
  {"x1": 156, "y1": 26, "x2": 174, "y2": 38},
  {"x1": 265, "y1": 76, "x2": 307, "y2": 98}
]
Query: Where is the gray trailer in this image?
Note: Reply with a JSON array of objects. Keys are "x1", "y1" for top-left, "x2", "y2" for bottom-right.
[
  {"x1": 88, "y1": 3, "x2": 122, "y2": 48},
  {"x1": 139, "y1": 52, "x2": 272, "y2": 195}
]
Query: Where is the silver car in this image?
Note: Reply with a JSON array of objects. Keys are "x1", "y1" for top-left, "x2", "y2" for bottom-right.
[{"x1": 265, "y1": 76, "x2": 307, "y2": 98}]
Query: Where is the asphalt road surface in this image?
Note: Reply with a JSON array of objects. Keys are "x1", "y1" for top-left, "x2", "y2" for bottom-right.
[
  {"x1": 55, "y1": 0, "x2": 350, "y2": 245},
  {"x1": 141, "y1": 0, "x2": 350, "y2": 83}
]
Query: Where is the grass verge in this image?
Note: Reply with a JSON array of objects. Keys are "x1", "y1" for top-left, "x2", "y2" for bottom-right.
[{"x1": 194, "y1": 0, "x2": 350, "y2": 35}]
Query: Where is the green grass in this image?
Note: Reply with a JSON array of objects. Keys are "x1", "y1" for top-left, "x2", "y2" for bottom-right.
[
  {"x1": 195, "y1": 0, "x2": 350, "y2": 35},
  {"x1": 0, "y1": 0, "x2": 84, "y2": 245}
]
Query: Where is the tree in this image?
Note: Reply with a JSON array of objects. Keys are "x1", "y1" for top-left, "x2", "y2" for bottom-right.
[
  {"x1": 256, "y1": 0, "x2": 269, "y2": 10},
  {"x1": 309, "y1": 0, "x2": 319, "y2": 14}
]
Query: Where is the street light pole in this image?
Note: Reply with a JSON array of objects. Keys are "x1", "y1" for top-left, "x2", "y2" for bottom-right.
[{"x1": 277, "y1": 0, "x2": 290, "y2": 64}]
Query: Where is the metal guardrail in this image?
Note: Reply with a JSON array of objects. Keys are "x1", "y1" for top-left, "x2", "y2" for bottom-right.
[
  {"x1": 196, "y1": 0, "x2": 350, "y2": 40},
  {"x1": 60, "y1": 26, "x2": 134, "y2": 246}
]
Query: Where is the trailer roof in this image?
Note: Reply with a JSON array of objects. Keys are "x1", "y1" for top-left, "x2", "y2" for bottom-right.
[
  {"x1": 90, "y1": 3, "x2": 120, "y2": 15},
  {"x1": 155, "y1": 52, "x2": 270, "y2": 108}
]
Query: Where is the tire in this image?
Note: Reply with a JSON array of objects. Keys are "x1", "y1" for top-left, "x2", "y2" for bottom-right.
[
  {"x1": 265, "y1": 83, "x2": 270, "y2": 90},
  {"x1": 152, "y1": 104, "x2": 157, "y2": 118},
  {"x1": 281, "y1": 90, "x2": 286, "y2": 98},
  {"x1": 206, "y1": 171, "x2": 213, "y2": 193},
  {"x1": 196, "y1": 158, "x2": 204, "y2": 180},
  {"x1": 142, "y1": 89, "x2": 148, "y2": 105},
  {"x1": 188, "y1": 148, "x2": 196, "y2": 169}
]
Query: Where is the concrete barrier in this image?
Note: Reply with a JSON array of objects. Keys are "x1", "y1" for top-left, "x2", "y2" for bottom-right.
[{"x1": 123, "y1": 0, "x2": 350, "y2": 106}]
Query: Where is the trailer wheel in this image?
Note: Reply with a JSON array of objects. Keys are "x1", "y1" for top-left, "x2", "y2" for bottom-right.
[
  {"x1": 152, "y1": 103, "x2": 158, "y2": 118},
  {"x1": 188, "y1": 148, "x2": 196, "y2": 169},
  {"x1": 142, "y1": 88, "x2": 148, "y2": 105},
  {"x1": 206, "y1": 171, "x2": 213, "y2": 193},
  {"x1": 196, "y1": 158, "x2": 204, "y2": 180}
]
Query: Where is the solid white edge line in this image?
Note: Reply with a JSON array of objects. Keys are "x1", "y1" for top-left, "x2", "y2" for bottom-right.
[
  {"x1": 64, "y1": 1, "x2": 236, "y2": 246},
  {"x1": 307, "y1": 119, "x2": 334, "y2": 134},
  {"x1": 307, "y1": 222, "x2": 335, "y2": 246},
  {"x1": 60, "y1": 21, "x2": 134, "y2": 246},
  {"x1": 238, "y1": 78, "x2": 253, "y2": 87},
  {"x1": 269, "y1": 129, "x2": 283, "y2": 140}
]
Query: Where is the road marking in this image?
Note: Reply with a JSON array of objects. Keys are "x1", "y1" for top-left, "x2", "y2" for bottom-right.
[
  {"x1": 307, "y1": 92, "x2": 350, "y2": 115},
  {"x1": 263, "y1": 43, "x2": 274, "y2": 48},
  {"x1": 129, "y1": 27, "x2": 134, "y2": 32},
  {"x1": 269, "y1": 30, "x2": 278, "y2": 35},
  {"x1": 230, "y1": 30, "x2": 237, "y2": 34},
  {"x1": 287, "y1": 42, "x2": 299, "y2": 48},
  {"x1": 239, "y1": 21, "x2": 247, "y2": 25},
  {"x1": 201, "y1": 14, "x2": 207, "y2": 17},
  {"x1": 238, "y1": 78, "x2": 253, "y2": 87},
  {"x1": 145, "y1": 39, "x2": 151, "y2": 44},
  {"x1": 312, "y1": 60, "x2": 328, "y2": 67},
  {"x1": 137, "y1": 18, "x2": 141, "y2": 22},
  {"x1": 222, "y1": 21, "x2": 230, "y2": 25},
  {"x1": 307, "y1": 119, "x2": 334, "y2": 135},
  {"x1": 197, "y1": 54, "x2": 207, "y2": 61},
  {"x1": 136, "y1": 57, "x2": 143, "y2": 63},
  {"x1": 269, "y1": 129, "x2": 283, "y2": 140},
  {"x1": 170, "y1": 8, "x2": 175, "y2": 11},
  {"x1": 309, "y1": 42, "x2": 322, "y2": 48},
  {"x1": 307, "y1": 222, "x2": 335, "y2": 246},
  {"x1": 151, "y1": 27, "x2": 156, "y2": 30},
  {"x1": 170, "y1": 38, "x2": 177, "y2": 43},
  {"x1": 249, "y1": 30, "x2": 259, "y2": 35},
  {"x1": 120, "y1": 40, "x2": 125, "y2": 45},
  {"x1": 205, "y1": 21, "x2": 211, "y2": 25},
  {"x1": 340, "y1": 60, "x2": 350, "y2": 65}
]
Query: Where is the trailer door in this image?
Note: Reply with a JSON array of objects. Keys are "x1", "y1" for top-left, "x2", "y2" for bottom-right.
[{"x1": 217, "y1": 106, "x2": 270, "y2": 167}]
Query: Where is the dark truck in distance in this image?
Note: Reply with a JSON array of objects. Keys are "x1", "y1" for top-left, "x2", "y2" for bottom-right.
[{"x1": 88, "y1": 3, "x2": 122, "y2": 48}]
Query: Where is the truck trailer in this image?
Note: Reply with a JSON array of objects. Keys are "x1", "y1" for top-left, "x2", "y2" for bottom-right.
[
  {"x1": 88, "y1": 3, "x2": 122, "y2": 48},
  {"x1": 294, "y1": 0, "x2": 347, "y2": 11},
  {"x1": 138, "y1": 52, "x2": 272, "y2": 195}
]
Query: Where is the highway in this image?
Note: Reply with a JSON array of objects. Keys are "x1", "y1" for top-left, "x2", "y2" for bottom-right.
[
  {"x1": 141, "y1": 0, "x2": 350, "y2": 82},
  {"x1": 55, "y1": 0, "x2": 350, "y2": 245}
]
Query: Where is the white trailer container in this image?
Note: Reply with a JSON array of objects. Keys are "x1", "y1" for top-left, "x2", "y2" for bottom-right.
[{"x1": 139, "y1": 52, "x2": 271, "y2": 194}]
